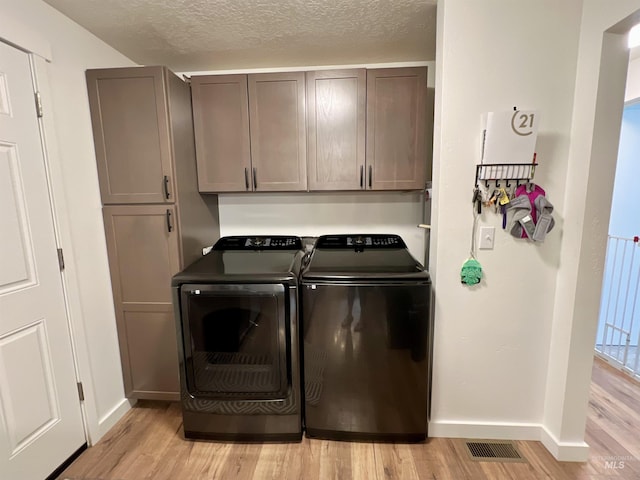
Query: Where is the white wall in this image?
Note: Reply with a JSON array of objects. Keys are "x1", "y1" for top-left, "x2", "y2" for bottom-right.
[
  {"x1": 542, "y1": 0, "x2": 640, "y2": 461},
  {"x1": 218, "y1": 192, "x2": 426, "y2": 261},
  {"x1": 595, "y1": 105, "x2": 640, "y2": 347},
  {"x1": 609, "y1": 105, "x2": 640, "y2": 237},
  {"x1": 6, "y1": 0, "x2": 637, "y2": 461},
  {"x1": 434, "y1": 0, "x2": 640, "y2": 462},
  {"x1": 625, "y1": 55, "x2": 640, "y2": 101},
  {"x1": 432, "y1": 0, "x2": 582, "y2": 450},
  {"x1": 0, "y1": 0, "x2": 136, "y2": 442}
]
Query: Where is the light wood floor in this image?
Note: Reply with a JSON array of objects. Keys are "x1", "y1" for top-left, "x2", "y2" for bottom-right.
[{"x1": 59, "y1": 357, "x2": 640, "y2": 480}]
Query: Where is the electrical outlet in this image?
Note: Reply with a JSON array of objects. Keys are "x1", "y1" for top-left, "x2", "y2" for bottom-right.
[{"x1": 479, "y1": 226, "x2": 495, "y2": 249}]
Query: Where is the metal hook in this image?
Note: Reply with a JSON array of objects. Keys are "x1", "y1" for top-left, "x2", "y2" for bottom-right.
[
  {"x1": 496, "y1": 179, "x2": 501, "y2": 188},
  {"x1": 506, "y1": 179, "x2": 511, "y2": 188},
  {"x1": 485, "y1": 179, "x2": 490, "y2": 188}
]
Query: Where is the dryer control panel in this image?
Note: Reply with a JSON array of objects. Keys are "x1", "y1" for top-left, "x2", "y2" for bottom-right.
[{"x1": 213, "y1": 236, "x2": 302, "y2": 250}]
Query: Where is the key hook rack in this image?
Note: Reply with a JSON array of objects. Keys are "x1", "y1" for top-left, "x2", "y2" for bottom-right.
[{"x1": 475, "y1": 162, "x2": 537, "y2": 189}]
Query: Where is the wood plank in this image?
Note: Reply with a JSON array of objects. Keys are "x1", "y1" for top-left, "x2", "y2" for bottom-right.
[
  {"x1": 252, "y1": 441, "x2": 306, "y2": 479},
  {"x1": 350, "y1": 442, "x2": 376, "y2": 480},
  {"x1": 59, "y1": 357, "x2": 640, "y2": 480},
  {"x1": 299, "y1": 437, "x2": 322, "y2": 480},
  {"x1": 317, "y1": 439, "x2": 352, "y2": 480},
  {"x1": 374, "y1": 442, "x2": 420, "y2": 479},
  {"x1": 409, "y1": 440, "x2": 463, "y2": 480}
]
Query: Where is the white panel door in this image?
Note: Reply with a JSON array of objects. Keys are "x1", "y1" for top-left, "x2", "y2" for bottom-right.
[{"x1": 0, "y1": 41, "x2": 85, "y2": 479}]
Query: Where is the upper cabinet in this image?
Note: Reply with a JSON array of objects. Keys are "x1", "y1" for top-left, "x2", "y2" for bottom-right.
[
  {"x1": 306, "y1": 69, "x2": 366, "y2": 191},
  {"x1": 192, "y1": 72, "x2": 307, "y2": 192},
  {"x1": 191, "y1": 75, "x2": 251, "y2": 192},
  {"x1": 248, "y1": 73, "x2": 307, "y2": 191},
  {"x1": 366, "y1": 67, "x2": 427, "y2": 190},
  {"x1": 86, "y1": 67, "x2": 175, "y2": 204},
  {"x1": 191, "y1": 66, "x2": 428, "y2": 193}
]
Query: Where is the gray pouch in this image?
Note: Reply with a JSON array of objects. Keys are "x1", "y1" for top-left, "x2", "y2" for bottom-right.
[
  {"x1": 533, "y1": 195, "x2": 555, "y2": 242},
  {"x1": 506, "y1": 195, "x2": 532, "y2": 238}
]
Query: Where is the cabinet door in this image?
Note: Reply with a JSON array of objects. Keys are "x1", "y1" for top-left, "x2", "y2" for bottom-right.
[
  {"x1": 307, "y1": 69, "x2": 366, "y2": 191},
  {"x1": 102, "y1": 205, "x2": 181, "y2": 399},
  {"x1": 87, "y1": 67, "x2": 174, "y2": 204},
  {"x1": 248, "y1": 72, "x2": 307, "y2": 191},
  {"x1": 191, "y1": 75, "x2": 252, "y2": 192},
  {"x1": 366, "y1": 67, "x2": 427, "y2": 190}
]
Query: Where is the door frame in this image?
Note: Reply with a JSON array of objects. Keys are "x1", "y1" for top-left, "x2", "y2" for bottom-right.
[{"x1": 0, "y1": 23, "x2": 95, "y2": 444}]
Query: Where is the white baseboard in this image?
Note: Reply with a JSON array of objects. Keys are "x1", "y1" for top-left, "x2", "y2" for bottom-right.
[
  {"x1": 539, "y1": 425, "x2": 590, "y2": 462},
  {"x1": 430, "y1": 420, "x2": 589, "y2": 462},
  {"x1": 94, "y1": 397, "x2": 136, "y2": 444},
  {"x1": 429, "y1": 420, "x2": 541, "y2": 441}
]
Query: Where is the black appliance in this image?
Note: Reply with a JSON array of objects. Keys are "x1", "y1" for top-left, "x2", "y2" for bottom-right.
[
  {"x1": 301, "y1": 234, "x2": 432, "y2": 442},
  {"x1": 171, "y1": 235, "x2": 304, "y2": 441}
]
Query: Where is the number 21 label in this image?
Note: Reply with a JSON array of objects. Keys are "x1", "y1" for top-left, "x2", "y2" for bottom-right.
[{"x1": 511, "y1": 111, "x2": 536, "y2": 136}]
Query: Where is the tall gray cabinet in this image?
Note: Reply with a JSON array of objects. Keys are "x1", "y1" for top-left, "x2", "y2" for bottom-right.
[{"x1": 86, "y1": 66, "x2": 219, "y2": 400}]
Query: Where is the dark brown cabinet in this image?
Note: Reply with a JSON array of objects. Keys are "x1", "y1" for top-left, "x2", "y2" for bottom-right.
[
  {"x1": 366, "y1": 67, "x2": 427, "y2": 190},
  {"x1": 249, "y1": 72, "x2": 307, "y2": 191},
  {"x1": 191, "y1": 75, "x2": 251, "y2": 192},
  {"x1": 192, "y1": 67, "x2": 427, "y2": 193},
  {"x1": 307, "y1": 67, "x2": 426, "y2": 191},
  {"x1": 87, "y1": 67, "x2": 175, "y2": 204},
  {"x1": 86, "y1": 66, "x2": 220, "y2": 400},
  {"x1": 306, "y1": 69, "x2": 366, "y2": 191},
  {"x1": 102, "y1": 205, "x2": 182, "y2": 399},
  {"x1": 192, "y1": 72, "x2": 307, "y2": 192}
]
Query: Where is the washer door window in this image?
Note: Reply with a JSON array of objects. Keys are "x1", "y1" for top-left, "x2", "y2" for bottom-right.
[{"x1": 180, "y1": 284, "x2": 289, "y2": 399}]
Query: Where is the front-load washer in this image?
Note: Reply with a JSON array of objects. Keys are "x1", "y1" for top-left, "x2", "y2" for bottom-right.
[
  {"x1": 301, "y1": 234, "x2": 432, "y2": 442},
  {"x1": 171, "y1": 235, "x2": 304, "y2": 441}
]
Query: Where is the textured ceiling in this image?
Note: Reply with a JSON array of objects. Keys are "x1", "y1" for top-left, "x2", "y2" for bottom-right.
[{"x1": 43, "y1": 0, "x2": 437, "y2": 72}]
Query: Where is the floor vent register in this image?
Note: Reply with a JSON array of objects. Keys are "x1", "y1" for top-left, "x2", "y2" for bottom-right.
[{"x1": 465, "y1": 440, "x2": 527, "y2": 463}]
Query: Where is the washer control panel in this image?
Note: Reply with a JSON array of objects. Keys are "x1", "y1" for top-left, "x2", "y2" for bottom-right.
[{"x1": 316, "y1": 234, "x2": 406, "y2": 250}]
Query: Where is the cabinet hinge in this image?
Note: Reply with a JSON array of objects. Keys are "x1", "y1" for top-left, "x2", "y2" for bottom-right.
[
  {"x1": 77, "y1": 382, "x2": 85, "y2": 402},
  {"x1": 57, "y1": 248, "x2": 65, "y2": 271},
  {"x1": 34, "y1": 91, "x2": 43, "y2": 118}
]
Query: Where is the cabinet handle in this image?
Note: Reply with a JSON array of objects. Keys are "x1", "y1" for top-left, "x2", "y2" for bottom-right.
[
  {"x1": 166, "y1": 209, "x2": 173, "y2": 233},
  {"x1": 360, "y1": 165, "x2": 364, "y2": 188},
  {"x1": 163, "y1": 175, "x2": 171, "y2": 199},
  {"x1": 253, "y1": 167, "x2": 257, "y2": 190},
  {"x1": 368, "y1": 165, "x2": 372, "y2": 188},
  {"x1": 244, "y1": 168, "x2": 249, "y2": 190}
]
